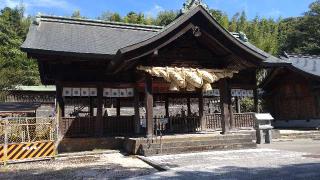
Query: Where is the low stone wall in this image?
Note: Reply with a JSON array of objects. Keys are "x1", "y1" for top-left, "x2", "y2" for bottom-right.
[
  {"x1": 273, "y1": 120, "x2": 320, "y2": 129},
  {"x1": 58, "y1": 137, "x2": 124, "y2": 153}
]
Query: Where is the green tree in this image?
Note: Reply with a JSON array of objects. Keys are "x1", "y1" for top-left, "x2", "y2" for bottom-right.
[
  {"x1": 209, "y1": 9, "x2": 229, "y2": 29},
  {"x1": 237, "y1": 11, "x2": 248, "y2": 32},
  {"x1": 282, "y1": 0, "x2": 320, "y2": 54},
  {"x1": 123, "y1": 11, "x2": 139, "y2": 24},
  {"x1": 71, "y1": 10, "x2": 86, "y2": 19},
  {"x1": 155, "y1": 10, "x2": 178, "y2": 26},
  {"x1": 229, "y1": 13, "x2": 239, "y2": 32},
  {"x1": 98, "y1": 11, "x2": 122, "y2": 22},
  {"x1": 0, "y1": 7, "x2": 39, "y2": 100}
]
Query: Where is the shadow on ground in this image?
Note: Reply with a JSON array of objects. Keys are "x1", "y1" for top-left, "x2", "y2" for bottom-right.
[
  {"x1": 137, "y1": 162, "x2": 320, "y2": 180},
  {"x1": 0, "y1": 162, "x2": 153, "y2": 180}
]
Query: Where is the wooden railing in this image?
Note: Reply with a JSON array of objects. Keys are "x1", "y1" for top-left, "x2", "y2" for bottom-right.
[
  {"x1": 61, "y1": 117, "x2": 95, "y2": 138},
  {"x1": 234, "y1": 113, "x2": 255, "y2": 128},
  {"x1": 153, "y1": 115, "x2": 201, "y2": 134},
  {"x1": 205, "y1": 114, "x2": 222, "y2": 129},
  {"x1": 206, "y1": 113, "x2": 255, "y2": 130},
  {"x1": 103, "y1": 116, "x2": 135, "y2": 136}
]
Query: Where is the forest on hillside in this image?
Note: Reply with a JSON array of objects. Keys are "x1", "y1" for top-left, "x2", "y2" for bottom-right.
[{"x1": 0, "y1": 0, "x2": 319, "y2": 92}]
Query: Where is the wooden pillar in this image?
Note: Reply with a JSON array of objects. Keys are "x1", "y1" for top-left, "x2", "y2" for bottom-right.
[
  {"x1": 235, "y1": 97, "x2": 241, "y2": 113},
  {"x1": 95, "y1": 86, "x2": 103, "y2": 137},
  {"x1": 55, "y1": 84, "x2": 64, "y2": 154},
  {"x1": 199, "y1": 92, "x2": 206, "y2": 131},
  {"x1": 254, "y1": 70, "x2": 259, "y2": 113},
  {"x1": 145, "y1": 74, "x2": 154, "y2": 138},
  {"x1": 56, "y1": 84, "x2": 64, "y2": 138},
  {"x1": 219, "y1": 78, "x2": 231, "y2": 134},
  {"x1": 116, "y1": 99, "x2": 121, "y2": 117},
  {"x1": 165, "y1": 96, "x2": 169, "y2": 117},
  {"x1": 89, "y1": 97, "x2": 94, "y2": 117},
  {"x1": 187, "y1": 97, "x2": 192, "y2": 116},
  {"x1": 229, "y1": 97, "x2": 235, "y2": 130},
  {"x1": 254, "y1": 89, "x2": 259, "y2": 113},
  {"x1": 134, "y1": 88, "x2": 141, "y2": 134}
]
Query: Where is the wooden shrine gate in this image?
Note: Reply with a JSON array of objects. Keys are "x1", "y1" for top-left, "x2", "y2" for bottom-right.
[{"x1": 0, "y1": 117, "x2": 56, "y2": 164}]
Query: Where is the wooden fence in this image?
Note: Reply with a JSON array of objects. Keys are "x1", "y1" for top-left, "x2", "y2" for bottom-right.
[
  {"x1": 234, "y1": 113, "x2": 255, "y2": 128},
  {"x1": 206, "y1": 114, "x2": 222, "y2": 129},
  {"x1": 206, "y1": 113, "x2": 255, "y2": 130},
  {"x1": 60, "y1": 117, "x2": 95, "y2": 138},
  {"x1": 153, "y1": 115, "x2": 201, "y2": 134},
  {"x1": 103, "y1": 116, "x2": 135, "y2": 136}
]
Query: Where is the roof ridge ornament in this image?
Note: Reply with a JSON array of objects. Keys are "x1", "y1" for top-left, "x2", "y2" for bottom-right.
[
  {"x1": 181, "y1": 0, "x2": 209, "y2": 14},
  {"x1": 239, "y1": 32, "x2": 249, "y2": 42}
]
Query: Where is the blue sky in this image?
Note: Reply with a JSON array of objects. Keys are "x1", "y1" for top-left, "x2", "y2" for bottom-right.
[{"x1": 1, "y1": 0, "x2": 315, "y2": 19}]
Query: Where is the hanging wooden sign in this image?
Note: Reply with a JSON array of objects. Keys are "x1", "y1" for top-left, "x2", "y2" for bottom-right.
[
  {"x1": 89, "y1": 88, "x2": 97, "y2": 96},
  {"x1": 62, "y1": 87, "x2": 72, "y2": 97},
  {"x1": 119, "y1": 89, "x2": 127, "y2": 97},
  {"x1": 81, "y1": 88, "x2": 89, "y2": 97},
  {"x1": 126, "y1": 88, "x2": 134, "y2": 97},
  {"x1": 111, "y1": 89, "x2": 120, "y2": 97},
  {"x1": 103, "y1": 88, "x2": 112, "y2": 97},
  {"x1": 72, "y1": 88, "x2": 81, "y2": 96}
]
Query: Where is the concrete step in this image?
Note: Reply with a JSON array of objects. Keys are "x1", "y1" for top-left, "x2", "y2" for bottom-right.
[
  {"x1": 141, "y1": 138, "x2": 253, "y2": 149},
  {"x1": 279, "y1": 131, "x2": 320, "y2": 139},
  {"x1": 142, "y1": 142, "x2": 257, "y2": 156},
  {"x1": 138, "y1": 134, "x2": 254, "y2": 144}
]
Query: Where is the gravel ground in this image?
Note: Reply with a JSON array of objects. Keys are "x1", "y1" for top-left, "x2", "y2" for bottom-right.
[
  {"x1": 0, "y1": 152, "x2": 157, "y2": 180},
  {"x1": 134, "y1": 148, "x2": 320, "y2": 180}
]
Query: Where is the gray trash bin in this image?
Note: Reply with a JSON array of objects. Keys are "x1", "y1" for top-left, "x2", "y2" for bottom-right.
[{"x1": 254, "y1": 113, "x2": 274, "y2": 144}]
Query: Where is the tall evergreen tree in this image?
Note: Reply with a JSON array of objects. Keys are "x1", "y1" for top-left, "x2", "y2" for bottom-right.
[
  {"x1": 98, "y1": 11, "x2": 122, "y2": 22},
  {"x1": 0, "y1": 7, "x2": 39, "y2": 99},
  {"x1": 155, "y1": 10, "x2": 178, "y2": 26},
  {"x1": 283, "y1": 0, "x2": 320, "y2": 54},
  {"x1": 209, "y1": 9, "x2": 229, "y2": 29}
]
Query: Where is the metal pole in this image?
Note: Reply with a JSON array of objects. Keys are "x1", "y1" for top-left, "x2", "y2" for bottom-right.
[{"x1": 4, "y1": 118, "x2": 8, "y2": 166}]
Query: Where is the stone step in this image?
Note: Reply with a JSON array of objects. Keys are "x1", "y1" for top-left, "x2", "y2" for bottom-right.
[
  {"x1": 280, "y1": 131, "x2": 320, "y2": 139},
  {"x1": 137, "y1": 134, "x2": 254, "y2": 144},
  {"x1": 142, "y1": 142, "x2": 257, "y2": 156},
  {"x1": 141, "y1": 138, "x2": 253, "y2": 149}
]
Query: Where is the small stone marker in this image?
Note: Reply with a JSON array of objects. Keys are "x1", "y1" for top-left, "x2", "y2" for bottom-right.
[{"x1": 254, "y1": 113, "x2": 274, "y2": 144}]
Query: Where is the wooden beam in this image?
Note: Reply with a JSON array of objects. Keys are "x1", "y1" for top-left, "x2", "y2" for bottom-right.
[
  {"x1": 95, "y1": 86, "x2": 103, "y2": 137},
  {"x1": 134, "y1": 88, "x2": 141, "y2": 134},
  {"x1": 145, "y1": 74, "x2": 154, "y2": 138},
  {"x1": 219, "y1": 78, "x2": 231, "y2": 134}
]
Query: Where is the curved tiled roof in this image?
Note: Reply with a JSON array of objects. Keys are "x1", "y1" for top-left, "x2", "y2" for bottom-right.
[
  {"x1": 283, "y1": 53, "x2": 320, "y2": 77},
  {"x1": 21, "y1": 6, "x2": 285, "y2": 69},
  {"x1": 21, "y1": 16, "x2": 162, "y2": 58}
]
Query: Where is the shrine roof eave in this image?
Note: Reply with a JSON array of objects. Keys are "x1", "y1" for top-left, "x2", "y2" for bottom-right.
[{"x1": 108, "y1": 5, "x2": 286, "y2": 73}]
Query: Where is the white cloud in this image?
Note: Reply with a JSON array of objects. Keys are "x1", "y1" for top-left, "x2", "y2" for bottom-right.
[
  {"x1": 1, "y1": 0, "x2": 77, "y2": 13},
  {"x1": 145, "y1": 4, "x2": 164, "y2": 17}
]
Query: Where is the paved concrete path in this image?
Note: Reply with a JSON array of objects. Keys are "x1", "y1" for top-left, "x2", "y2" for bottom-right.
[
  {"x1": 134, "y1": 148, "x2": 320, "y2": 180},
  {"x1": 259, "y1": 139, "x2": 320, "y2": 154}
]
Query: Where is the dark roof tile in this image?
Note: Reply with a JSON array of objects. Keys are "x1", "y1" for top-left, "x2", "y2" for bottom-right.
[
  {"x1": 283, "y1": 53, "x2": 320, "y2": 77},
  {"x1": 22, "y1": 15, "x2": 162, "y2": 57}
]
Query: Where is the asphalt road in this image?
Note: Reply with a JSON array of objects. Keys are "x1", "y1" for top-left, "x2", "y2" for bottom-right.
[{"x1": 134, "y1": 140, "x2": 320, "y2": 180}]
